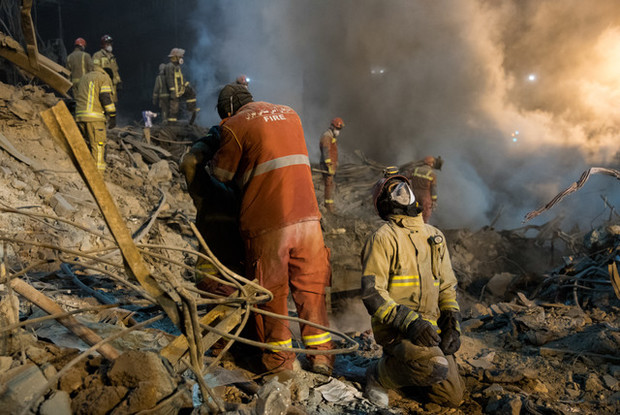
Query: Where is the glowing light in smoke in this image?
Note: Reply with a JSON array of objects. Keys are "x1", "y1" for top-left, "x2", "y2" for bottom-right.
[
  {"x1": 511, "y1": 130, "x2": 519, "y2": 143},
  {"x1": 370, "y1": 67, "x2": 386, "y2": 75},
  {"x1": 527, "y1": 74, "x2": 537, "y2": 82}
]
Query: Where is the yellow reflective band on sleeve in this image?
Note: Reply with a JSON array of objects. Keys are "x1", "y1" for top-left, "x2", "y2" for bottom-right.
[
  {"x1": 374, "y1": 299, "x2": 396, "y2": 322},
  {"x1": 388, "y1": 275, "x2": 419, "y2": 288},
  {"x1": 432, "y1": 195, "x2": 438, "y2": 200},
  {"x1": 100, "y1": 85, "x2": 112, "y2": 93},
  {"x1": 402, "y1": 310, "x2": 418, "y2": 329},
  {"x1": 267, "y1": 339, "x2": 293, "y2": 352},
  {"x1": 324, "y1": 158, "x2": 331, "y2": 163},
  {"x1": 104, "y1": 104, "x2": 116, "y2": 112},
  {"x1": 439, "y1": 299, "x2": 460, "y2": 311},
  {"x1": 325, "y1": 199, "x2": 334, "y2": 204},
  {"x1": 186, "y1": 98, "x2": 196, "y2": 103},
  {"x1": 303, "y1": 332, "x2": 332, "y2": 346}
]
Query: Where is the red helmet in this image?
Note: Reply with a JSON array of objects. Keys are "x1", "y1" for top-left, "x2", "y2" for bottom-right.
[
  {"x1": 423, "y1": 155, "x2": 435, "y2": 166},
  {"x1": 100, "y1": 34, "x2": 113, "y2": 47},
  {"x1": 372, "y1": 175, "x2": 411, "y2": 216},
  {"x1": 74, "y1": 37, "x2": 86, "y2": 48},
  {"x1": 330, "y1": 117, "x2": 345, "y2": 129},
  {"x1": 236, "y1": 74, "x2": 249, "y2": 86}
]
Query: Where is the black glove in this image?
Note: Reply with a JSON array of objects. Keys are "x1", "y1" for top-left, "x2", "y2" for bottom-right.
[
  {"x1": 406, "y1": 317, "x2": 441, "y2": 347},
  {"x1": 108, "y1": 115, "x2": 116, "y2": 129},
  {"x1": 438, "y1": 310, "x2": 461, "y2": 355}
]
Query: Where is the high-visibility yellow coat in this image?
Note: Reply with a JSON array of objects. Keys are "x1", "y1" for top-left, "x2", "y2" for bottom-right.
[
  {"x1": 92, "y1": 49, "x2": 121, "y2": 102},
  {"x1": 75, "y1": 67, "x2": 116, "y2": 122},
  {"x1": 66, "y1": 47, "x2": 92, "y2": 88},
  {"x1": 360, "y1": 214, "x2": 459, "y2": 345}
]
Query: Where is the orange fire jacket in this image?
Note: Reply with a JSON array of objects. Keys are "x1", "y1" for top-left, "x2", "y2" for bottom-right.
[{"x1": 211, "y1": 101, "x2": 320, "y2": 237}]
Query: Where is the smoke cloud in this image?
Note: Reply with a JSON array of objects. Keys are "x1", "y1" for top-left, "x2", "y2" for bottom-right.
[{"x1": 187, "y1": 0, "x2": 620, "y2": 230}]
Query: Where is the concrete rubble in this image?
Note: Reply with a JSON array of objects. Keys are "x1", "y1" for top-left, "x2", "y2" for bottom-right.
[{"x1": 0, "y1": 80, "x2": 618, "y2": 414}]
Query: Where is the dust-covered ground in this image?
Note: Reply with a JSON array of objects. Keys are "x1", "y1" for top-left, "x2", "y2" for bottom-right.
[{"x1": 0, "y1": 81, "x2": 619, "y2": 414}]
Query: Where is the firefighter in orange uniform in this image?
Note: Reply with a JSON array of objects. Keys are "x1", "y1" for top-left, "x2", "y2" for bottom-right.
[
  {"x1": 65, "y1": 37, "x2": 92, "y2": 96},
  {"x1": 319, "y1": 117, "x2": 345, "y2": 213},
  {"x1": 75, "y1": 59, "x2": 116, "y2": 172},
  {"x1": 209, "y1": 84, "x2": 334, "y2": 376},
  {"x1": 403, "y1": 155, "x2": 442, "y2": 223}
]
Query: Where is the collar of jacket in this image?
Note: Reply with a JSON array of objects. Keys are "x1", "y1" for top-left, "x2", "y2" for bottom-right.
[{"x1": 388, "y1": 214, "x2": 424, "y2": 228}]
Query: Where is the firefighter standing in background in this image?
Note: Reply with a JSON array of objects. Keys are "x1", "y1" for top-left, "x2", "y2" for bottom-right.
[
  {"x1": 164, "y1": 48, "x2": 198, "y2": 124},
  {"x1": 402, "y1": 155, "x2": 442, "y2": 223},
  {"x1": 75, "y1": 59, "x2": 116, "y2": 172},
  {"x1": 209, "y1": 83, "x2": 335, "y2": 377},
  {"x1": 319, "y1": 117, "x2": 345, "y2": 213},
  {"x1": 65, "y1": 37, "x2": 92, "y2": 96},
  {"x1": 152, "y1": 63, "x2": 169, "y2": 121},
  {"x1": 92, "y1": 35, "x2": 121, "y2": 103},
  {"x1": 361, "y1": 173, "x2": 464, "y2": 408}
]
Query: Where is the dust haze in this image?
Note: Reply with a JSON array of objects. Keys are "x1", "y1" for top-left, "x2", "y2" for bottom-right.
[{"x1": 186, "y1": 0, "x2": 620, "y2": 230}]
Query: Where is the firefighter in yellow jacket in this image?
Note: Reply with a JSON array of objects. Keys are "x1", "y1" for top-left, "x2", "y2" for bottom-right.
[
  {"x1": 360, "y1": 172, "x2": 464, "y2": 408},
  {"x1": 152, "y1": 63, "x2": 169, "y2": 121},
  {"x1": 164, "y1": 48, "x2": 198, "y2": 124},
  {"x1": 75, "y1": 59, "x2": 116, "y2": 172},
  {"x1": 65, "y1": 37, "x2": 92, "y2": 96},
  {"x1": 92, "y1": 35, "x2": 121, "y2": 103}
]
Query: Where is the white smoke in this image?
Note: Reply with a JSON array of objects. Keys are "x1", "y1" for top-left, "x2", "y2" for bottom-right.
[{"x1": 187, "y1": 0, "x2": 620, "y2": 231}]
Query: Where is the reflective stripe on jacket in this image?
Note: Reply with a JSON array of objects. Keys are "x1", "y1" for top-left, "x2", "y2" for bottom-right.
[
  {"x1": 319, "y1": 129, "x2": 338, "y2": 174},
  {"x1": 66, "y1": 49, "x2": 92, "y2": 85},
  {"x1": 211, "y1": 101, "x2": 320, "y2": 237},
  {"x1": 409, "y1": 164, "x2": 437, "y2": 201},
  {"x1": 92, "y1": 49, "x2": 121, "y2": 85},
  {"x1": 360, "y1": 214, "x2": 459, "y2": 345},
  {"x1": 75, "y1": 67, "x2": 116, "y2": 122},
  {"x1": 164, "y1": 62, "x2": 185, "y2": 98}
]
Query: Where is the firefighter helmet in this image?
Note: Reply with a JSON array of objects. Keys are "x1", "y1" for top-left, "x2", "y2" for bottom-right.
[
  {"x1": 372, "y1": 175, "x2": 412, "y2": 217},
  {"x1": 236, "y1": 74, "x2": 249, "y2": 86},
  {"x1": 168, "y1": 48, "x2": 185, "y2": 58},
  {"x1": 331, "y1": 117, "x2": 345, "y2": 129},
  {"x1": 100, "y1": 34, "x2": 113, "y2": 47},
  {"x1": 74, "y1": 37, "x2": 86, "y2": 48}
]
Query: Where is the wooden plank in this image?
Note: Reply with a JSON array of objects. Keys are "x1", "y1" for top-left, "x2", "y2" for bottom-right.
[
  {"x1": 9, "y1": 278, "x2": 120, "y2": 360},
  {"x1": 40, "y1": 101, "x2": 182, "y2": 328}
]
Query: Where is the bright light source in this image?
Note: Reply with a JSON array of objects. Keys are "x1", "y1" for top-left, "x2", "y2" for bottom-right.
[
  {"x1": 513, "y1": 137, "x2": 518, "y2": 142},
  {"x1": 246, "y1": 77, "x2": 251, "y2": 83},
  {"x1": 371, "y1": 67, "x2": 386, "y2": 76},
  {"x1": 528, "y1": 74, "x2": 537, "y2": 82}
]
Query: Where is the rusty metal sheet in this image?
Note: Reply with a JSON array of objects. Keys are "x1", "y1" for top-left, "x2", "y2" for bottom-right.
[{"x1": 40, "y1": 101, "x2": 182, "y2": 328}]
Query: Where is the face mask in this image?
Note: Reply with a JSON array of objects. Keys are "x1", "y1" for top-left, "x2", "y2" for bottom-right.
[
  {"x1": 389, "y1": 182, "x2": 415, "y2": 206},
  {"x1": 333, "y1": 129, "x2": 340, "y2": 137},
  {"x1": 179, "y1": 58, "x2": 184, "y2": 65},
  {"x1": 105, "y1": 45, "x2": 113, "y2": 53}
]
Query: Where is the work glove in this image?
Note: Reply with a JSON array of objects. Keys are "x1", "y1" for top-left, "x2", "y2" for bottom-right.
[
  {"x1": 438, "y1": 310, "x2": 461, "y2": 355},
  {"x1": 107, "y1": 115, "x2": 116, "y2": 129},
  {"x1": 405, "y1": 316, "x2": 441, "y2": 347}
]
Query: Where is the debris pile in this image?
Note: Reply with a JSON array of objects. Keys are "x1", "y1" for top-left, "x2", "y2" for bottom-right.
[{"x1": 0, "y1": 80, "x2": 619, "y2": 414}]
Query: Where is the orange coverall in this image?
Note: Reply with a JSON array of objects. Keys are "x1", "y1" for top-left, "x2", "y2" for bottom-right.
[
  {"x1": 211, "y1": 101, "x2": 334, "y2": 372},
  {"x1": 408, "y1": 164, "x2": 437, "y2": 223},
  {"x1": 319, "y1": 129, "x2": 338, "y2": 212}
]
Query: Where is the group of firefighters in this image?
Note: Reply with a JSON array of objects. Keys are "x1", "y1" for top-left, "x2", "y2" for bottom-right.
[
  {"x1": 65, "y1": 34, "x2": 463, "y2": 408},
  {"x1": 65, "y1": 36, "x2": 198, "y2": 172}
]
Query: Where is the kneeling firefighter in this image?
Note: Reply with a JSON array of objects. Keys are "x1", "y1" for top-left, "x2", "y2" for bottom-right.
[{"x1": 360, "y1": 170, "x2": 464, "y2": 408}]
